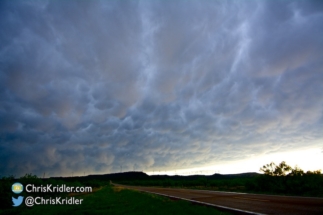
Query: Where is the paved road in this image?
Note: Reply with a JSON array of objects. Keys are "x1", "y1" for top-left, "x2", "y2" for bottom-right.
[{"x1": 112, "y1": 183, "x2": 323, "y2": 215}]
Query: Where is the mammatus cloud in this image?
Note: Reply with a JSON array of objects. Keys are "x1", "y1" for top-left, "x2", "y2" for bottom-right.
[{"x1": 0, "y1": 0, "x2": 322, "y2": 176}]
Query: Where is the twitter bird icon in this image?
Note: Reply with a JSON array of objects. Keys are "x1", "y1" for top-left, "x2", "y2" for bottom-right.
[{"x1": 12, "y1": 196, "x2": 24, "y2": 207}]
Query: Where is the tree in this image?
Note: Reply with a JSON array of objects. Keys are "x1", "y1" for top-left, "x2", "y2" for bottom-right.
[
  {"x1": 289, "y1": 166, "x2": 304, "y2": 176},
  {"x1": 260, "y1": 162, "x2": 276, "y2": 176},
  {"x1": 306, "y1": 170, "x2": 322, "y2": 175},
  {"x1": 274, "y1": 161, "x2": 292, "y2": 176},
  {"x1": 260, "y1": 161, "x2": 292, "y2": 176}
]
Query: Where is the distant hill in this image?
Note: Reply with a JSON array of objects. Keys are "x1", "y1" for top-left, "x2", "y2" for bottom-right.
[
  {"x1": 88, "y1": 171, "x2": 149, "y2": 180},
  {"x1": 150, "y1": 172, "x2": 261, "y2": 180},
  {"x1": 50, "y1": 171, "x2": 148, "y2": 182},
  {"x1": 210, "y1": 172, "x2": 260, "y2": 178},
  {"x1": 50, "y1": 171, "x2": 260, "y2": 182}
]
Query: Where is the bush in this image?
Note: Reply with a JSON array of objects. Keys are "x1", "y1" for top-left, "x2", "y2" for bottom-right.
[{"x1": 250, "y1": 162, "x2": 323, "y2": 197}]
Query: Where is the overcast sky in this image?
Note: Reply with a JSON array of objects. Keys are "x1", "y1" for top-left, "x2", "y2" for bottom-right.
[{"x1": 1, "y1": 0, "x2": 323, "y2": 177}]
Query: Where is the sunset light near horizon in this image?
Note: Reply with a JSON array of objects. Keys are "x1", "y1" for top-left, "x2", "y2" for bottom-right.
[
  {"x1": 1, "y1": 0, "x2": 322, "y2": 178},
  {"x1": 147, "y1": 147, "x2": 323, "y2": 176}
]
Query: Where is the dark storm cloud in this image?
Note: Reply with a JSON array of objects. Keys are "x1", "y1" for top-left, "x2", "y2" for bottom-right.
[{"x1": 0, "y1": 0, "x2": 322, "y2": 176}]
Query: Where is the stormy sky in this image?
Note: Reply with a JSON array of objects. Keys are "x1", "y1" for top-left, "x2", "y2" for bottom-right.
[{"x1": 1, "y1": 0, "x2": 323, "y2": 177}]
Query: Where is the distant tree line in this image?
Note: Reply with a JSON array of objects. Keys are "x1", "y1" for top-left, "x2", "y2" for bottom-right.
[
  {"x1": 119, "y1": 177, "x2": 251, "y2": 189},
  {"x1": 119, "y1": 161, "x2": 323, "y2": 197},
  {"x1": 246, "y1": 161, "x2": 323, "y2": 196},
  {"x1": 259, "y1": 161, "x2": 322, "y2": 176}
]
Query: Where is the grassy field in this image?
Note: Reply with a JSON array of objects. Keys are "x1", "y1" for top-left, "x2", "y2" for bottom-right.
[
  {"x1": 1, "y1": 184, "x2": 230, "y2": 215},
  {"x1": 119, "y1": 177, "x2": 252, "y2": 193}
]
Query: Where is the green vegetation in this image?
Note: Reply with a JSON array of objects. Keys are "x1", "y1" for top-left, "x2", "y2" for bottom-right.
[
  {"x1": 119, "y1": 162, "x2": 323, "y2": 197},
  {"x1": 0, "y1": 177, "x2": 230, "y2": 215},
  {"x1": 247, "y1": 161, "x2": 323, "y2": 196},
  {"x1": 119, "y1": 177, "x2": 252, "y2": 192}
]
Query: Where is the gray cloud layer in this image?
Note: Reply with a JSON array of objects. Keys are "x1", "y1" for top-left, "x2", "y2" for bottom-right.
[{"x1": 1, "y1": 0, "x2": 323, "y2": 176}]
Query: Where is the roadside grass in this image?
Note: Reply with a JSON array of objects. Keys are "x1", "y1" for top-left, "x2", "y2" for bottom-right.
[{"x1": 0, "y1": 185, "x2": 231, "y2": 215}]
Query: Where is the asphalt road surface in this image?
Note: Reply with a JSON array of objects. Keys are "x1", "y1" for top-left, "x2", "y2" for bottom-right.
[{"x1": 112, "y1": 183, "x2": 323, "y2": 215}]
